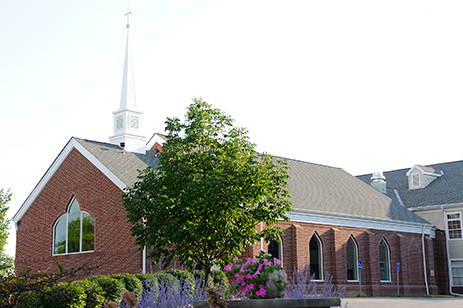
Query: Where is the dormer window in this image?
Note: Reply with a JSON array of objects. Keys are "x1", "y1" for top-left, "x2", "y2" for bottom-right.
[{"x1": 406, "y1": 165, "x2": 442, "y2": 190}]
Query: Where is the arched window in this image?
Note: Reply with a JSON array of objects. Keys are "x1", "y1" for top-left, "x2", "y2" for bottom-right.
[
  {"x1": 53, "y1": 198, "x2": 94, "y2": 255},
  {"x1": 268, "y1": 236, "x2": 283, "y2": 264},
  {"x1": 309, "y1": 233, "x2": 323, "y2": 280},
  {"x1": 379, "y1": 239, "x2": 390, "y2": 281},
  {"x1": 346, "y1": 236, "x2": 358, "y2": 281}
]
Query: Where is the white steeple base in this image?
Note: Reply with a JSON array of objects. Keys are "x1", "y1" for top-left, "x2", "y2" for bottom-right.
[{"x1": 109, "y1": 133, "x2": 146, "y2": 154}]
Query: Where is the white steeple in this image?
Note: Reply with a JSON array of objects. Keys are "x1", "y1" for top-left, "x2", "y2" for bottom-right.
[{"x1": 109, "y1": 9, "x2": 146, "y2": 154}]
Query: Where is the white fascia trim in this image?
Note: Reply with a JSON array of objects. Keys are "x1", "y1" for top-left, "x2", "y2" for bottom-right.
[
  {"x1": 287, "y1": 209, "x2": 434, "y2": 235},
  {"x1": 406, "y1": 165, "x2": 424, "y2": 176},
  {"x1": 146, "y1": 133, "x2": 166, "y2": 151},
  {"x1": 410, "y1": 203, "x2": 463, "y2": 212},
  {"x1": 406, "y1": 165, "x2": 441, "y2": 178},
  {"x1": 12, "y1": 138, "x2": 127, "y2": 226}
]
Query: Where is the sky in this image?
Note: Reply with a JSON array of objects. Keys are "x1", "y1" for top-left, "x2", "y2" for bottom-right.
[{"x1": 2, "y1": 0, "x2": 463, "y2": 258}]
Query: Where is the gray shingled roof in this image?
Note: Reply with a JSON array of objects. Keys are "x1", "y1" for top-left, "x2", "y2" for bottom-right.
[
  {"x1": 285, "y1": 158, "x2": 429, "y2": 224},
  {"x1": 356, "y1": 160, "x2": 463, "y2": 209},
  {"x1": 77, "y1": 138, "x2": 428, "y2": 224},
  {"x1": 76, "y1": 138, "x2": 159, "y2": 187}
]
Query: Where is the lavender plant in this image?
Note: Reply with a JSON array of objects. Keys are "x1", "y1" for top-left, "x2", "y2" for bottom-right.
[{"x1": 108, "y1": 264, "x2": 346, "y2": 307}]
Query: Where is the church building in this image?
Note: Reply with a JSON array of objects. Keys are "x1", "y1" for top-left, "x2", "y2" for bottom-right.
[{"x1": 13, "y1": 13, "x2": 448, "y2": 297}]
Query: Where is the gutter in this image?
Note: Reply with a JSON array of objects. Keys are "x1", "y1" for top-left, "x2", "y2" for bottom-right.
[{"x1": 441, "y1": 205, "x2": 463, "y2": 296}]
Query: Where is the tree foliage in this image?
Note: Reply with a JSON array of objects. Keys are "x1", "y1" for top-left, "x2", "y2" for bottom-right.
[
  {"x1": 123, "y1": 98, "x2": 292, "y2": 283},
  {"x1": 0, "y1": 189, "x2": 13, "y2": 276}
]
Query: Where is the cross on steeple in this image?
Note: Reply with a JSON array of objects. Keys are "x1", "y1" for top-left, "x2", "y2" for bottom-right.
[{"x1": 125, "y1": 8, "x2": 132, "y2": 28}]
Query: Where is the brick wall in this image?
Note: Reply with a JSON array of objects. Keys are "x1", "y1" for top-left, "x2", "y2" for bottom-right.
[
  {"x1": 248, "y1": 221, "x2": 442, "y2": 297},
  {"x1": 15, "y1": 148, "x2": 142, "y2": 278},
  {"x1": 14, "y1": 147, "x2": 447, "y2": 295}
]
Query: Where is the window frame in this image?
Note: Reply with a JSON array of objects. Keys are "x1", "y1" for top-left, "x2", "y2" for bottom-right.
[
  {"x1": 346, "y1": 236, "x2": 359, "y2": 282},
  {"x1": 379, "y1": 239, "x2": 391, "y2": 282},
  {"x1": 447, "y1": 212, "x2": 463, "y2": 240},
  {"x1": 52, "y1": 198, "x2": 94, "y2": 256},
  {"x1": 451, "y1": 259, "x2": 463, "y2": 287},
  {"x1": 267, "y1": 235, "x2": 283, "y2": 265},
  {"x1": 309, "y1": 233, "x2": 323, "y2": 281},
  {"x1": 411, "y1": 172, "x2": 421, "y2": 188}
]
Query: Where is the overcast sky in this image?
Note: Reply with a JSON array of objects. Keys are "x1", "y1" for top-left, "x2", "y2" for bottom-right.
[{"x1": 2, "y1": 0, "x2": 463, "y2": 257}]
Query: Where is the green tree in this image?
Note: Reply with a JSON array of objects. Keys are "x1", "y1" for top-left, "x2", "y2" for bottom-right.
[
  {"x1": 123, "y1": 98, "x2": 292, "y2": 284},
  {"x1": 0, "y1": 189, "x2": 14, "y2": 276}
]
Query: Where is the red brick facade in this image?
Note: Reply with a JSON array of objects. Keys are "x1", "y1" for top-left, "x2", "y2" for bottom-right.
[
  {"x1": 15, "y1": 148, "x2": 142, "y2": 277},
  {"x1": 15, "y1": 148, "x2": 448, "y2": 296},
  {"x1": 246, "y1": 222, "x2": 444, "y2": 296}
]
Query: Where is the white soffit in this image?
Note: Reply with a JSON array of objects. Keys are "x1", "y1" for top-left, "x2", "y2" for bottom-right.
[{"x1": 13, "y1": 138, "x2": 127, "y2": 225}]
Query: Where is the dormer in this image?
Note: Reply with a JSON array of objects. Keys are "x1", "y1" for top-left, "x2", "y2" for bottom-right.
[{"x1": 406, "y1": 164, "x2": 442, "y2": 190}]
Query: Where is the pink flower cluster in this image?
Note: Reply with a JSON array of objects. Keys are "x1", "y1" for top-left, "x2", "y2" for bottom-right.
[{"x1": 224, "y1": 251, "x2": 287, "y2": 299}]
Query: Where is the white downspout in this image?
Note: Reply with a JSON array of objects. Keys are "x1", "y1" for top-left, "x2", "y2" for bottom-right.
[
  {"x1": 442, "y1": 205, "x2": 463, "y2": 296},
  {"x1": 142, "y1": 217, "x2": 147, "y2": 274},
  {"x1": 421, "y1": 225, "x2": 429, "y2": 295},
  {"x1": 143, "y1": 246, "x2": 146, "y2": 274}
]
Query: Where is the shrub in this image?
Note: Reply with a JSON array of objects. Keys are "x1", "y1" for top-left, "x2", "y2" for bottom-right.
[
  {"x1": 39, "y1": 283, "x2": 87, "y2": 308},
  {"x1": 135, "y1": 273, "x2": 159, "y2": 291},
  {"x1": 72, "y1": 279, "x2": 105, "y2": 308},
  {"x1": 210, "y1": 270, "x2": 228, "y2": 286},
  {"x1": 89, "y1": 275, "x2": 125, "y2": 303},
  {"x1": 110, "y1": 273, "x2": 142, "y2": 298},
  {"x1": 164, "y1": 269, "x2": 195, "y2": 295}
]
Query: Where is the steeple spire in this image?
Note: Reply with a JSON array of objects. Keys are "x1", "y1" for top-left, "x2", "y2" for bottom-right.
[{"x1": 109, "y1": 9, "x2": 146, "y2": 154}]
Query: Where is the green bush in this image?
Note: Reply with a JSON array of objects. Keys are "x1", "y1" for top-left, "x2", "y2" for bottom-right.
[
  {"x1": 110, "y1": 273, "x2": 142, "y2": 298},
  {"x1": 164, "y1": 269, "x2": 195, "y2": 288},
  {"x1": 40, "y1": 283, "x2": 87, "y2": 308},
  {"x1": 88, "y1": 275, "x2": 125, "y2": 303},
  {"x1": 210, "y1": 269, "x2": 228, "y2": 286},
  {"x1": 72, "y1": 279, "x2": 105, "y2": 308},
  {"x1": 152, "y1": 271, "x2": 179, "y2": 286},
  {"x1": 135, "y1": 273, "x2": 159, "y2": 290}
]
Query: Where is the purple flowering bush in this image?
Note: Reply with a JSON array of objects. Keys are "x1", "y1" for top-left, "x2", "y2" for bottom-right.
[{"x1": 224, "y1": 250, "x2": 288, "y2": 299}]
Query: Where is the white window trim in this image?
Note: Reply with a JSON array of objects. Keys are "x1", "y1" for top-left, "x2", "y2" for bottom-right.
[
  {"x1": 380, "y1": 239, "x2": 391, "y2": 282},
  {"x1": 447, "y1": 212, "x2": 463, "y2": 240},
  {"x1": 411, "y1": 172, "x2": 421, "y2": 188},
  {"x1": 268, "y1": 235, "x2": 284, "y2": 266},
  {"x1": 52, "y1": 199, "x2": 94, "y2": 256},
  {"x1": 310, "y1": 233, "x2": 324, "y2": 281},
  {"x1": 347, "y1": 236, "x2": 359, "y2": 282}
]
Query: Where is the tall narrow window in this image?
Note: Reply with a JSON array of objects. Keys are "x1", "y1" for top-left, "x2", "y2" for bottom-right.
[
  {"x1": 346, "y1": 236, "x2": 358, "y2": 281},
  {"x1": 448, "y1": 213, "x2": 462, "y2": 239},
  {"x1": 379, "y1": 239, "x2": 390, "y2": 281},
  {"x1": 53, "y1": 198, "x2": 94, "y2": 255},
  {"x1": 268, "y1": 238, "x2": 282, "y2": 263},
  {"x1": 310, "y1": 233, "x2": 323, "y2": 280},
  {"x1": 451, "y1": 260, "x2": 463, "y2": 286}
]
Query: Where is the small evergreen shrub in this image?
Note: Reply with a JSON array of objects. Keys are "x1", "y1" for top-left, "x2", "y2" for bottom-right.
[
  {"x1": 210, "y1": 270, "x2": 228, "y2": 286},
  {"x1": 72, "y1": 279, "x2": 105, "y2": 308},
  {"x1": 39, "y1": 283, "x2": 87, "y2": 308},
  {"x1": 164, "y1": 269, "x2": 195, "y2": 295},
  {"x1": 110, "y1": 273, "x2": 143, "y2": 298},
  {"x1": 89, "y1": 275, "x2": 125, "y2": 303}
]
